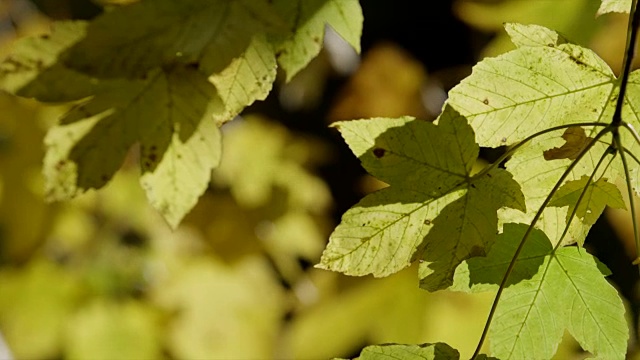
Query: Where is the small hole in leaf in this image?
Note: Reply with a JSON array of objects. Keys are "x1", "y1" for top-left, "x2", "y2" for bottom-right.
[
  {"x1": 483, "y1": 98, "x2": 489, "y2": 105},
  {"x1": 373, "y1": 148, "x2": 386, "y2": 158},
  {"x1": 501, "y1": 137, "x2": 507, "y2": 143},
  {"x1": 424, "y1": 219, "x2": 431, "y2": 225}
]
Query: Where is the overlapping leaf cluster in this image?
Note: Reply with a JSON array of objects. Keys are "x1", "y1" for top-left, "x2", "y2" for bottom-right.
[
  {"x1": 322, "y1": 7, "x2": 636, "y2": 359},
  {"x1": 0, "y1": 0, "x2": 362, "y2": 227}
]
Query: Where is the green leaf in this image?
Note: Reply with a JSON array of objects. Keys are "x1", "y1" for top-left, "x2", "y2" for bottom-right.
[
  {"x1": 271, "y1": 0, "x2": 363, "y2": 81},
  {"x1": 621, "y1": 70, "x2": 640, "y2": 197},
  {"x1": 447, "y1": 23, "x2": 637, "y2": 246},
  {"x1": 419, "y1": 169, "x2": 526, "y2": 291},
  {"x1": 597, "y1": 0, "x2": 632, "y2": 16},
  {"x1": 0, "y1": 21, "x2": 105, "y2": 102},
  {"x1": 452, "y1": 223, "x2": 557, "y2": 293},
  {"x1": 319, "y1": 108, "x2": 524, "y2": 282},
  {"x1": 207, "y1": 35, "x2": 277, "y2": 120},
  {"x1": 455, "y1": 223, "x2": 628, "y2": 359},
  {"x1": 446, "y1": 23, "x2": 615, "y2": 148},
  {"x1": 500, "y1": 130, "x2": 614, "y2": 246},
  {"x1": 44, "y1": 65, "x2": 224, "y2": 228},
  {"x1": 357, "y1": 343, "x2": 460, "y2": 360},
  {"x1": 64, "y1": 0, "x2": 283, "y2": 78},
  {"x1": 549, "y1": 176, "x2": 626, "y2": 227}
]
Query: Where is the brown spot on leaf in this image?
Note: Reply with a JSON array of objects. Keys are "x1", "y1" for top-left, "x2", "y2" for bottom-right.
[
  {"x1": 101, "y1": 175, "x2": 109, "y2": 182},
  {"x1": 373, "y1": 148, "x2": 386, "y2": 158},
  {"x1": 570, "y1": 55, "x2": 587, "y2": 67},
  {"x1": 483, "y1": 98, "x2": 489, "y2": 105},
  {"x1": 424, "y1": 219, "x2": 431, "y2": 225},
  {"x1": 543, "y1": 126, "x2": 593, "y2": 161}
]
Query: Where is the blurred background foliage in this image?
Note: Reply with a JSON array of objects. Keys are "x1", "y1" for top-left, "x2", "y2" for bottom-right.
[{"x1": 0, "y1": 0, "x2": 638, "y2": 359}]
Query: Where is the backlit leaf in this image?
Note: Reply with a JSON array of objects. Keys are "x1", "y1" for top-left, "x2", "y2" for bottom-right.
[
  {"x1": 207, "y1": 35, "x2": 277, "y2": 121},
  {"x1": 549, "y1": 176, "x2": 625, "y2": 227},
  {"x1": 0, "y1": 21, "x2": 104, "y2": 102},
  {"x1": 357, "y1": 343, "x2": 460, "y2": 360},
  {"x1": 597, "y1": 0, "x2": 632, "y2": 16},
  {"x1": 271, "y1": 0, "x2": 363, "y2": 81},
  {"x1": 319, "y1": 107, "x2": 524, "y2": 282},
  {"x1": 446, "y1": 23, "x2": 640, "y2": 246},
  {"x1": 44, "y1": 65, "x2": 225, "y2": 228},
  {"x1": 64, "y1": 0, "x2": 282, "y2": 78},
  {"x1": 454, "y1": 223, "x2": 628, "y2": 359},
  {"x1": 446, "y1": 23, "x2": 615, "y2": 148}
]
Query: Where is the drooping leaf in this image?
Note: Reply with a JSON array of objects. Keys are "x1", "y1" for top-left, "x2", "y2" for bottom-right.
[
  {"x1": 63, "y1": 0, "x2": 283, "y2": 78},
  {"x1": 44, "y1": 65, "x2": 225, "y2": 228},
  {"x1": 271, "y1": 0, "x2": 363, "y2": 81},
  {"x1": 319, "y1": 107, "x2": 524, "y2": 283},
  {"x1": 549, "y1": 176, "x2": 625, "y2": 227},
  {"x1": 453, "y1": 223, "x2": 628, "y2": 360},
  {"x1": 0, "y1": 21, "x2": 107, "y2": 102},
  {"x1": 357, "y1": 343, "x2": 460, "y2": 360},
  {"x1": 597, "y1": 0, "x2": 632, "y2": 16}
]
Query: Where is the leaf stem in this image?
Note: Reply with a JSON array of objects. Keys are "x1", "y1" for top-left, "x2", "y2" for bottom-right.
[
  {"x1": 614, "y1": 133, "x2": 640, "y2": 267},
  {"x1": 622, "y1": 121, "x2": 640, "y2": 148},
  {"x1": 623, "y1": 146, "x2": 640, "y2": 169},
  {"x1": 612, "y1": 0, "x2": 640, "y2": 126},
  {"x1": 471, "y1": 127, "x2": 612, "y2": 359}
]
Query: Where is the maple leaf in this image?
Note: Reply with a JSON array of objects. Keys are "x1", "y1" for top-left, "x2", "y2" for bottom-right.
[
  {"x1": 270, "y1": 0, "x2": 363, "y2": 81},
  {"x1": 443, "y1": 23, "x2": 640, "y2": 245},
  {"x1": 44, "y1": 65, "x2": 224, "y2": 228},
  {"x1": 318, "y1": 106, "x2": 524, "y2": 284},
  {"x1": 453, "y1": 223, "x2": 628, "y2": 360},
  {"x1": 549, "y1": 176, "x2": 625, "y2": 227},
  {"x1": 63, "y1": 0, "x2": 283, "y2": 79}
]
